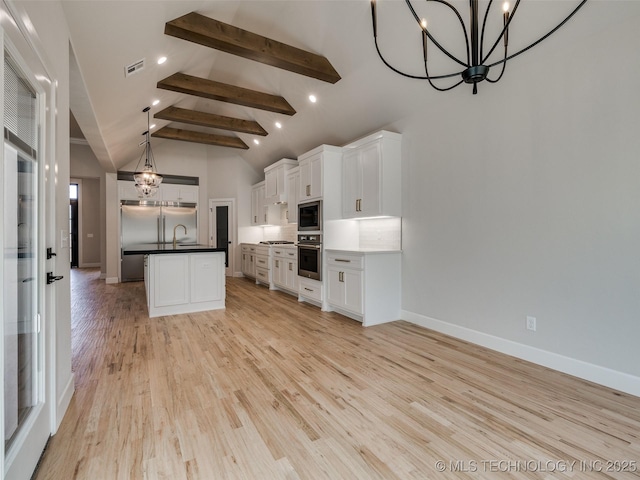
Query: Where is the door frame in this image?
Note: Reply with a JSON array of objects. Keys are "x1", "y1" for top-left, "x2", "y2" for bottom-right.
[{"x1": 208, "y1": 198, "x2": 236, "y2": 277}]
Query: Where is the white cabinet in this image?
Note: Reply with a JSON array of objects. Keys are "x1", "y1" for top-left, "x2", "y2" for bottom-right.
[
  {"x1": 342, "y1": 131, "x2": 402, "y2": 219},
  {"x1": 285, "y1": 167, "x2": 299, "y2": 224},
  {"x1": 161, "y1": 184, "x2": 198, "y2": 203},
  {"x1": 146, "y1": 252, "x2": 225, "y2": 317},
  {"x1": 272, "y1": 246, "x2": 298, "y2": 295},
  {"x1": 297, "y1": 145, "x2": 343, "y2": 220},
  {"x1": 324, "y1": 249, "x2": 401, "y2": 327},
  {"x1": 251, "y1": 181, "x2": 280, "y2": 226},
  {"x1": 241, "y1": 244, "x2": 257, "y2": 278},
  {"x1": 264, "y1": 158, "x2": 297, "y2": 204},
  {"x1": 118, "y1": 180, "x2": 142, "y2": 200},
  {"x1": 298, "y1": 151, "x2": 323, "y2": 201},
  {"x1": 254, "y1": 244, "x2": 271, "y2": 287},
  {"x1": 298, "y1": 277, "x2": 323, "y2": 306}
]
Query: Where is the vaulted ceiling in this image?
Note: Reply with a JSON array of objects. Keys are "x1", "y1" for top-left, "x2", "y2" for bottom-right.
[{"x1": 63, "y1": 1, "x2": 619, "y2": 174}]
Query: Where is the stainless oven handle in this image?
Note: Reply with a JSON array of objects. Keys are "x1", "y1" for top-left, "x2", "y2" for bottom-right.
[{"x1": 298, "y1": 245, "x2": 321, "y2": 249}]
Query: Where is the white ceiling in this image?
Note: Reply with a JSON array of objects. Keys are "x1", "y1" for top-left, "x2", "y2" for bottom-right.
[{"x1": 62, "y1": 0, "x2": 616, "y2": 174}]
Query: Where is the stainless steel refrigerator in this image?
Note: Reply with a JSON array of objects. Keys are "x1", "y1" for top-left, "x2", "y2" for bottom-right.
[{"x1": 120, "y1": 200, "x2": 198, "y2": 281}]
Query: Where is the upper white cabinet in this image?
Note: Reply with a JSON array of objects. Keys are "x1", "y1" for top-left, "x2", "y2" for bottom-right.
[
  {"x1": 161, "y1": 184, "x2": 198, "y2": 203},
  {"x1": 285, "y1": 167, "x2": 300, "y2": 223},
  {"x1": 342, "y1": 131, "x2": 402, "y2": 219},
  {"x1": 264, "y1": 158, "x2": 297, "y2": 204},
  {"x1": 297, "y1": 145, "x2": 342, "y2": 220},
  {"x1": 251, "y1": 181, "x2": 280, "y2": 226},
  {"x1": 118, "y1": 180, "x2": 198, "y2": 203}
]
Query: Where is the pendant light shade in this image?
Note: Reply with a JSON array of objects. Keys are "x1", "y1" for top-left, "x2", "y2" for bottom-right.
[{"x1": 133, "y1": 106, "x2": 162, "y2": 197}]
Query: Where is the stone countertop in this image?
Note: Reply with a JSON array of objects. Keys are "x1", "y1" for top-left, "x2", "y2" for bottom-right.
[{"x1": 122, "y1": 244, "x2": 226, "y2": 255}]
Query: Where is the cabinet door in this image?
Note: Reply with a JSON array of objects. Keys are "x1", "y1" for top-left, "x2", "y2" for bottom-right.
[
  {"x1": 358, "y1": 141, "x2": 382, "y2": 217},
  {"x1": 153, "y1": 255, "x2": 188, "y2": 307},
  {"x1": 286, "y1": 169, "x2": 299, "y2": 223},
  {"x1": 265, "y1": 167, "x2": 278, "y2": 200},
  {"x1": 343, "y1": 269, "x2": 363, "y2": 314},
  {"x1": 342, "y1": 149, "x2": 360, "y2": 218},
  {"x1": 299, "y1": 154, "x2": 322, "y2": 200},
  {"x1": 272, "y1": 258, "x2": 284, "y2": 287},
  {"x1": 326, "y1": 266, "x2": 345, "y2": 307},
  {"x1": 251, "y1": 184, "x2": 266, "y2": 225},
  {"x1": 178, "y1": 185, "x2": 198, "y2": 203},
  {"x1": 190, "y1": 253, "x2": 224, "y2": 303},
  {"x1": 286, "y1": 260, "x2": 298, "y2": 291}
]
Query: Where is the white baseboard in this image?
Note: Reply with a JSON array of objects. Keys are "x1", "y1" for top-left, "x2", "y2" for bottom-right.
[
  {"x1": 55, "y1": 373, "x2": 75, "y2": 432},
  {"x1": 105, "y1": 277, "x2": 119, "y2": 284},
  {"x1": 79, "y1": 262, "x2": 100, "y2": 268},
  {"x1": 401, "y1": 309, "x2": 640, "y2": 398}
]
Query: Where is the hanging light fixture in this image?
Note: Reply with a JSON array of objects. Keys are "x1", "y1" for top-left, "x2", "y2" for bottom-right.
[
  {"x1": 370, "y1": 0, "x2": 588, "y2": 94},
  {"x1": 133, "y1": 106, "x2": 163, "y2": 197}
]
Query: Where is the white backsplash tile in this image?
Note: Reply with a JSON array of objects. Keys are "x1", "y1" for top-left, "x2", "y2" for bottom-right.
[{"x1": 358, "y1": 218, "x2": 402, "y2": 250}]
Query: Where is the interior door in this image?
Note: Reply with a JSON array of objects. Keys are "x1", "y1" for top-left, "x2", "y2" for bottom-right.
[
  {"x1": 2, "y1": 54, "x2": 51, "y2": 479},
  {"x1": 208, "y1": 199, "x2": 235, "y2": 277}
]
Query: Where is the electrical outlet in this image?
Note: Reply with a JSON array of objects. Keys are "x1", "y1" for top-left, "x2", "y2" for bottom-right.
[{"x1": 526, "y1": 316, "x2": 537, "y2": 331}]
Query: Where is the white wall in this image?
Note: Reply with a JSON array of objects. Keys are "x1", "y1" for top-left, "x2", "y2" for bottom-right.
[{"x1": 398, "y1": 4, "x2": 640, "y2": 392}]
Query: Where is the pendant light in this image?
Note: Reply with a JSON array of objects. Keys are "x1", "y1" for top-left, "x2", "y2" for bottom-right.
[{"x1": 133, "y1": 106, "x2": 163, "y2": 197}]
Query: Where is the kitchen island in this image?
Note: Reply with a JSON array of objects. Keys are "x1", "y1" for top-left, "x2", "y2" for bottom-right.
[{"x1": 123, "y1": 244, "x2": 227, "y2": 318}]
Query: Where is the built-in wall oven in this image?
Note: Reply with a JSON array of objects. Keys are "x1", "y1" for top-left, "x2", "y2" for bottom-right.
[
  {"x1": 298, "y1": 200, "x2": 322, "y2": 231},
  {"x1": 297, "y1": 234, "x2": 322, "y2": 280}
]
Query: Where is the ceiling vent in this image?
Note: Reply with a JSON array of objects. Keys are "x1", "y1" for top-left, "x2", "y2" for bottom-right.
[{"x1": 125, "y1": 59, "x2": 145, "y2": 77}]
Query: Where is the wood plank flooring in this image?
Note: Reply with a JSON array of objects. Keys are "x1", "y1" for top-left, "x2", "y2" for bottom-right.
[{"x1": 35, "y1": 268, "x2": 640, "y2": 479}]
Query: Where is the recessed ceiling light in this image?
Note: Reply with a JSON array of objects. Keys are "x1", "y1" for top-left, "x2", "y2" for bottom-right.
[
  {"x1": 308, "y1": 94, "x2": 317, "y2": 103},
  {"x1": 253, "y1": 139, "x2": 260, "y2": 145},
  {"x1": 157, "y1": 56, "x2": 167, "y2": 65},
  {"x1": 152, "y1": 99, "x2": 160, "y2": 106},
  {"x1": 275, "y1": 121, "x2": 282, "y2": 129}
]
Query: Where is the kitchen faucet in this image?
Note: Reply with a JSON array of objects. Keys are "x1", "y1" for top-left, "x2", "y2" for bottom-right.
[{"x1": 173, "y1": 224, "x2": 187, "y2": 249}]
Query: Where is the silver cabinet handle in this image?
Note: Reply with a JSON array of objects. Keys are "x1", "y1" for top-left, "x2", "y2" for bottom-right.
[
  {"x1": 275, "y1": 260, "x2": 279, "y2": 267},
  {"x1": 288, "y1": 263, "x2": 293, "y2": 271},
  {"x1": 304, "y1": 287, "x2": 313, "y2": 292},
  {"x1": 306, "y1": 185, "x2": 310, "y2": 196},
  {"x1": 335, "y1": 259, "x2": 351, "y2": 263},
  {"x1": 338, "y1": 271, "x2": 344, "y2": 282}
]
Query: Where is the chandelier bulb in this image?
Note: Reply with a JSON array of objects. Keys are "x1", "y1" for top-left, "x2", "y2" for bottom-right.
[
  {"x1": 421, "y1": 18, "x2": 427, "y2": 30},
  {"x1": 503, "y1": 2, "x2": 510, "y2": 13}
]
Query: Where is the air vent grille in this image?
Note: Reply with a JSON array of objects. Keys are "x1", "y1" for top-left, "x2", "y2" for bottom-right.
[{"x1": 125, "y1": 59, "x2": 145, "y2": 77}]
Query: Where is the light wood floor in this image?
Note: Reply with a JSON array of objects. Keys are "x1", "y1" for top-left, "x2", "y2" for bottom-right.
[{"x1": 35, "y1": 268, "x2": 640, "y2": 479}]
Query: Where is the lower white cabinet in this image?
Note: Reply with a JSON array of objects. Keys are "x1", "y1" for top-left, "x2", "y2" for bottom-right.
[
  {"x1": 324, "y1": 250, "x2": 401, "y2": 326},
  {"x1": 146, "y1": 252, "x2": 225, "y2": 317},
  {"x1": 298, "y1": 277, "x2": 323, "y2": 306},
  {"x1": 254, "y1": 245, "x2": 271, "y2": 287},
  {"x1": 272, "y1": 246, "x2": 298, "y2": 295},
  {"x1": 241, "y1": 244, "x2": 257, "y2": 278}
]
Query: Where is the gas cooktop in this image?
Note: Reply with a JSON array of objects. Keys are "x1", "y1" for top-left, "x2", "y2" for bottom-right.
[{"x1": 259, "y1": 240, "x2": 295, "y2": 245}]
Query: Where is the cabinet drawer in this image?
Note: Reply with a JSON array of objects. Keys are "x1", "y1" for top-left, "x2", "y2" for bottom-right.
[
  {"x1": 273, "y1": 248, "x2": 297, "y2": 260},
  {"x1": 255, "y1": 267, "x2": 269, "y2": 283},
  {"x1": 255, "y1": 255, "x2": 270, "y2": 269},
  {"x1": 298, "y1": 278, "x2": 322, "y2": 302},
  {"x1": 326, "y1": 252, "x2": 364, "y2": 269}
]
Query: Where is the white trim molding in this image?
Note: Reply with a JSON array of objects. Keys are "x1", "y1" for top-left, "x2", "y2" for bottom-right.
[{"x1": 401, "y1": 310, "x2": 640, "y2": 398}]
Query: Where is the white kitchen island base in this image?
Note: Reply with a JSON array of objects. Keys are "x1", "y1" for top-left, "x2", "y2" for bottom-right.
[{"x1": 145, "y1": 251, "x2": 225, "y2": 318}]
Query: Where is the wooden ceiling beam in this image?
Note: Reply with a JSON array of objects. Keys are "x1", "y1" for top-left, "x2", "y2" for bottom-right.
[
  {"x1": 165, "y1": 12, "x2": 341, "y2": 84},
  {"x1": 152, "y1": 126, "x2": 249, "y2": 149},
  {"x1": 157, "y1": 72, "x2": 296, "y2": 116},
  {"x1": 154, "y1": 106, "x2": 267, "y2": 136}
]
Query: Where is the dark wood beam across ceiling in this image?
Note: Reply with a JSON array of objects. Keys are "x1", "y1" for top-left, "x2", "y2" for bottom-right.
[
  {"x1": 152, "y1": 126, "x2": 248, "y2": 149},
  {"x1": 155, "y1": 106, "x2": 267, "y2": 136},
  {"x1": 157, "y1": 72, "x2": 296, "y2": 116},
  {"x1": 165, "y1": 12, "x2": 341, "y2": 84}
]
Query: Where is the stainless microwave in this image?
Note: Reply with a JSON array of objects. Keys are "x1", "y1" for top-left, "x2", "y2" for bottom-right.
[{"x1": 298, "y1": 200, "x2": 322, "y2": 231}]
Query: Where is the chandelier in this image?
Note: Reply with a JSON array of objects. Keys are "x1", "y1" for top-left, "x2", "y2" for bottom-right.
[
  {"x1": 133, "y1": 106, "x2": 163, "y2": 197},
  {"x1": 370, "y1": 0, "x2": 588, "y2": 94}
]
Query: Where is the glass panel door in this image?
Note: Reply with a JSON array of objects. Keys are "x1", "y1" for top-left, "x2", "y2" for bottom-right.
[{"x1": 3, "y1": 143, "x2": 40, "y2": 452}]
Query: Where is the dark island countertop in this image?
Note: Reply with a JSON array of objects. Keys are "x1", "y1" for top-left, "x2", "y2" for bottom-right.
[{"x1": 122, "y1": 244, "x2": 227, "y2": 255}]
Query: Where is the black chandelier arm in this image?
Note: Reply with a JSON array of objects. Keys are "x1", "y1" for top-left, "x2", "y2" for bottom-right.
[
  {"x1": 485, "y1": 0, "x2": 588, "y2": 69},
  {"x1": 485, "y1": 46, "x2": 508, "y2": 83},
  {"x1": 373, "y1": 36, "x2": 463, "y2": 81},
  {"x1": 404, "y1": 0, "x2": 469, "y2": 68},
  {"x1": 424, "y1": 60, "x2": 464, "y2": 91},
  {"x1": 481, "y1": 0, "x2": 521, "y2": 65}
]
